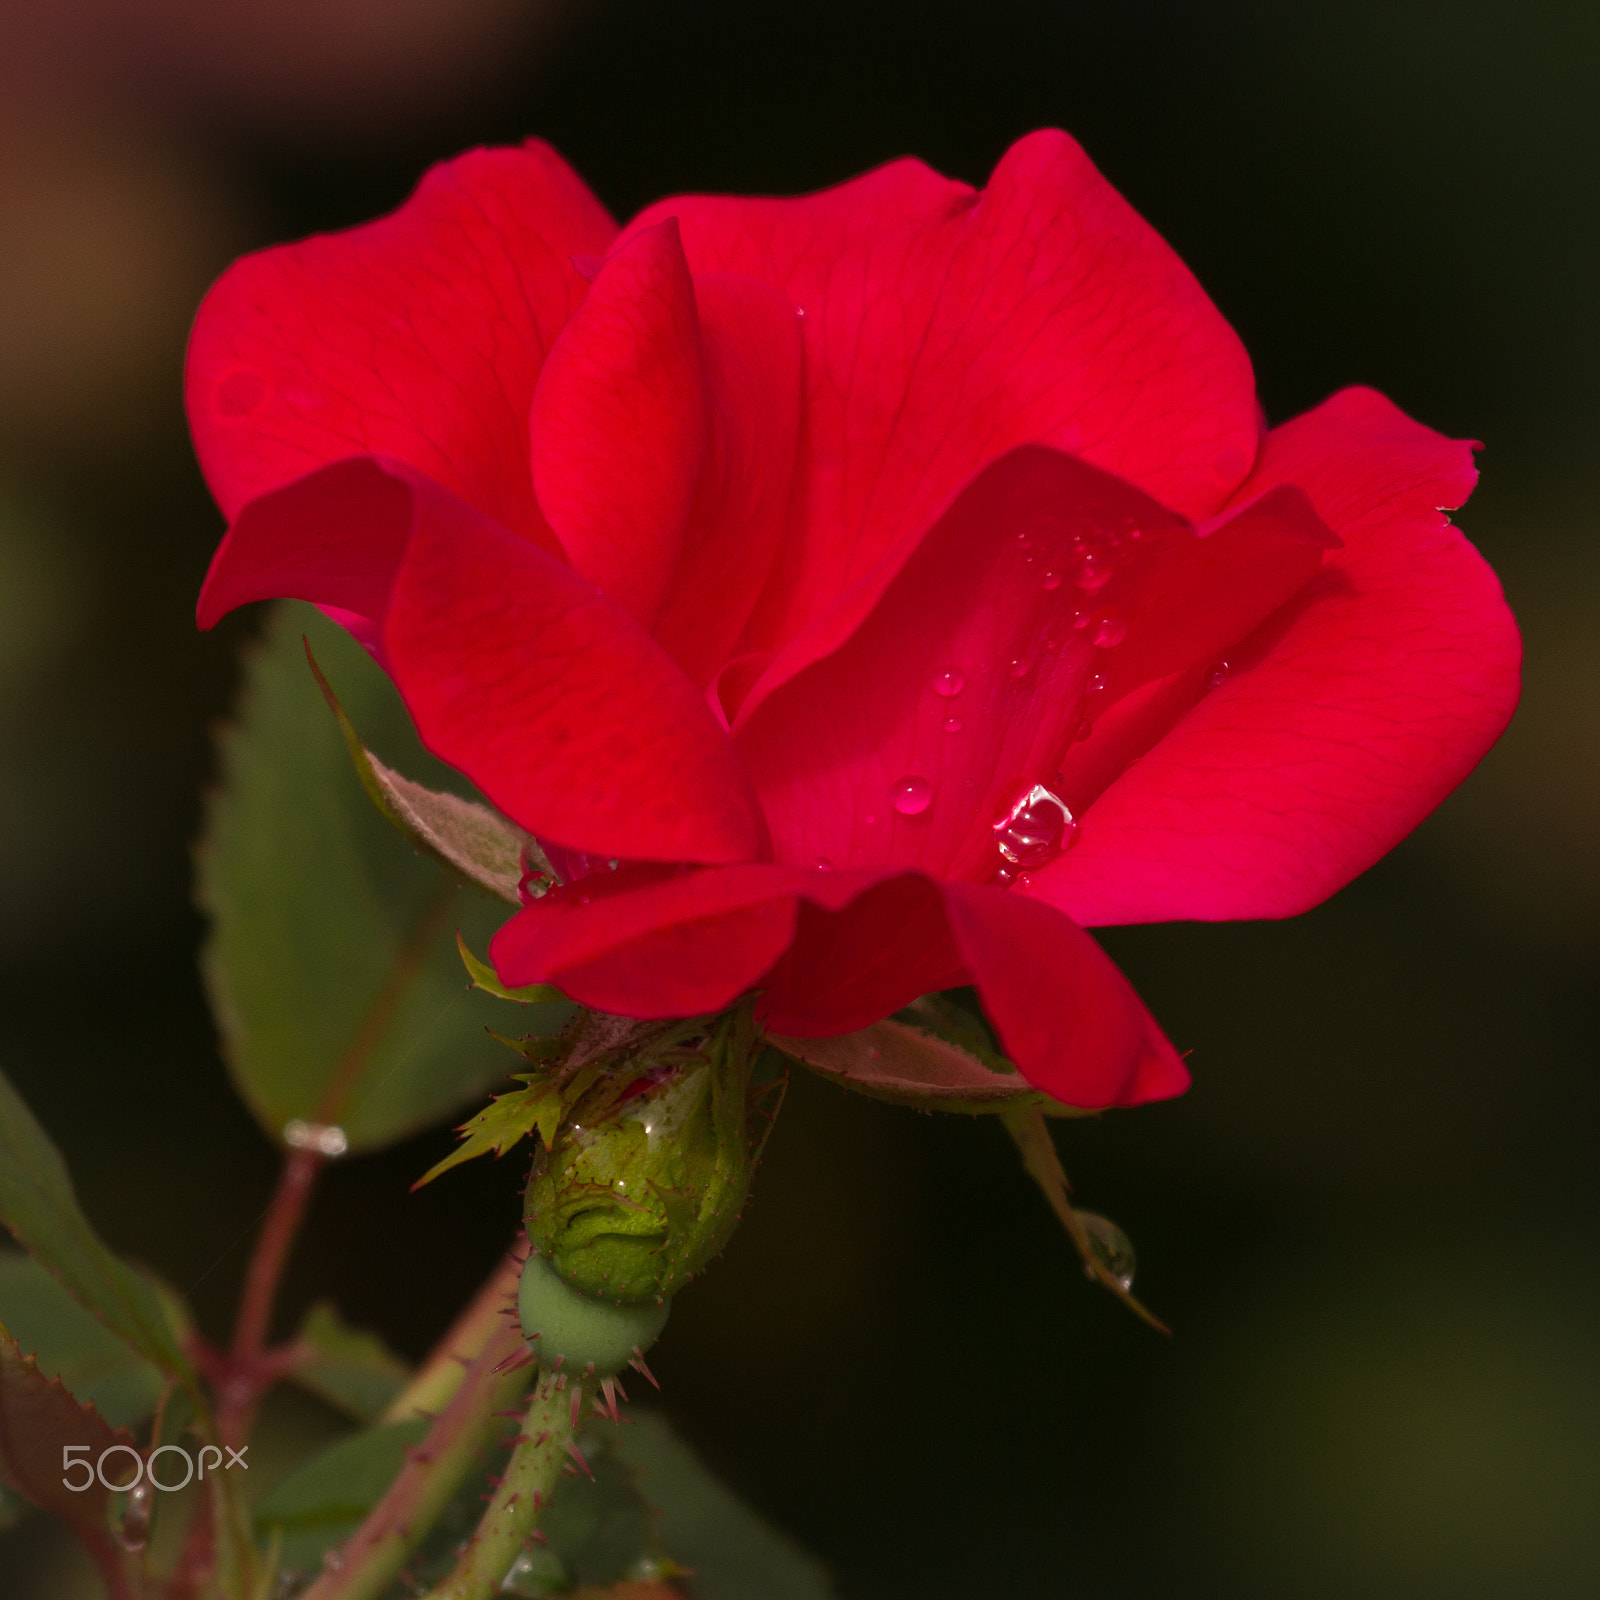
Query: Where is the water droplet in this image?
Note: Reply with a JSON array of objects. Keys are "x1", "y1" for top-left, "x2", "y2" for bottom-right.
[
  {"x1": 517, "y1": 862, "x2": 555, "y2": 904},
  {"x1": 1074, "y1": 552, "x2": 1113, "y2": 592},
  {"x1": 942, "y1": 716, "x2": 962, "y2": 733},
  {"x1": 1043, "y1": 570, "x2": 1063, "y2": 590},
  {"x1": 1092, "y1": 615, "x2": 1127, "y2": 648},
  {"x1": 993, "y1": 864, "x2": 1017, "y2": 886},
  {"x1": 1016, "y1": 531, "x2": 1032, "y2": 548},
  {"x1": 116, "y1": 1482, "x2": 152, "y2": 1554},
  {"x1": 1008, "y1": 657, "x2": 1030, "y2": 679},
  {"x1": 284, "y1": 1120, "x2": 349, "y2": 1158},
  {"x1": 891, "y1": 775, "x2": 934, "y2": 816},
  {"x1": 932, "y1": 667, "x2": 965, "y2": 698},
  {"x1": 1085, "y1": 672, "x2": 1107, "y2": 694},
  {"x1": 1205, "y1": 660, "x2": 1231, "y2": 689},
  {"x1": 1070, "y1": 609, "x2": 1092, "y2": 630},
  {"x1": 1016, "y1": 872, "x2": 1034, "y2": 890},
  {"x1": 1071, "y1": 717, "x2": 1093, "y2": 741},
  {"x1": 813, "y1": 856, "x2": 834, "y2": 871},
  {"x1": 993, "y1": 783, "x2": 1078, "y2": 868},
  {"x1": 1078, "y1": 1211, "x2": 1136, "y2": 1292}
]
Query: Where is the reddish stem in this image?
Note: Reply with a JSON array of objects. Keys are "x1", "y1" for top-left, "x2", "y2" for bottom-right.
[{"x1": 216, "y1": 1146, "x2": 323, "y2": 1445}]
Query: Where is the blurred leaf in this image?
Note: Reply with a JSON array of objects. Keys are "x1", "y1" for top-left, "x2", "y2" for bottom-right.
[
  {"x1": 614, "y1": 1412, "x2": 835, "y2": 1600},
  {"x1": 0, "y1": 1479, "x2": 30, "y2": 1535},
  {"x1": 286, "y1": 1303, "x2": 411, "y2": 1424},
  {"x1": 0, "y1": 1252, "x2": 164, "y2": 1427},
  {"x1": 253, "y1": 1415, "x2": 429, "y2": 1571},
  {"x1": 544, "y1": 1436, "x2": 656, "y2": 1587},
  {"x1": 303, "y1": 639, "x2": 552, "y2": 907},
  {"x1": 197, "y1": 600, "x2": 568, "y2": 1153},
  {"x1": 0, "y1": 1066, "x2": 192, "y2": 1380},
  {"x1": 0, "y1": 1321, "x2": 140, "y2": 1579}
]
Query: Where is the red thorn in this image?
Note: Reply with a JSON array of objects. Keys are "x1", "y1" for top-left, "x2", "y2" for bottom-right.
[
  {"x1": 564, "y1": 1439, "x2": 593, "y2": 1479},
  {"x1": 492, "y1": 1409, "x2": 525, "y2": 1420},
  {"x1": 570, "y1": 1387, "x2": 582, "y2": 1429},
  {"x1": 534, "y1": 1429, "x2": 551, "y2": 1446},
  {"x1": 493, "y1": 1343, "x2": 537, "y2": 1375},
  {"x1": 628, "y1": 1350, "x2": 660, "y2": 1389}
]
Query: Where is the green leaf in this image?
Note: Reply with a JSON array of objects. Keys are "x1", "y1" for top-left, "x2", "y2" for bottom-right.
[
  {"x1": 286, "y1": 1303, "x2": 411, "y2": 1424},
  {"x1": 0, "y1": 1252, "x2": 164, "y2": 1428},
  {"x1": 0, "y1": 1068, "x2": 191, "y2": 1380},
  {"x1": 0, "y1": 1321, "x2": 142, "y2": 1577},
  {"x1": 197, "y1": 600, "x2": 569, "y2": 1153},
  {"x1": 253, "y1": 1416, "x2": 430, "y2": 1572},
  {"x1": 413, "y1": 1077, "x2": 566, "y2": 1189},
  {"x1": 614, "y1": 1412, "x2": 836, "y2": 1599}
]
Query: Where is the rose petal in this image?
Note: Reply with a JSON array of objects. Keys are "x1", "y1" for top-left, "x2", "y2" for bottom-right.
[
  {"x1": 199, "y1": 455, "x2": 765, "y2": 865},
  {"x1": 196, "y1": 454, "x2": 413, "y2": 632},
  {"x1": 529, "y1": 220, "x2": 706, "y2": 627},
  {"x1": 649, "y1": 272, "x2": 805, "y2": 687},
  {"x1": 628, "y1": 128, "x2": 1258, "y2": 651},
  {"x1": 938, "y1": 881, "x2": 1190, "y2": 1108},
  {"x1": 1032, "y1": 387, "x2": 1521, "y2": 923},
  {"x1": 491, "y1": 864, "x2": 804, "y2": 1017},
  {"x1": 380, "y1": 469, "x2": 767, "y2": 865},
  {"x1": 187, "y1": 142, "x2": 615, "y2": 545}
]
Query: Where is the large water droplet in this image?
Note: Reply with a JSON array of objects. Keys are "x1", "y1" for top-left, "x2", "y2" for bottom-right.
[
  {"x1": 891, "y1": 776, "x2": 933, "y2": 816},
  {"x1": 1078, "y1": 1211, "x2": 1136, "y2": 1292},
  {"x1": 1092, "y1": 615, "x2": 1127, "y2": 648},
  {"x1": 813, "y1": 856, "x2": 834, "y2": 871},
  {"x1": 1205, "y1": 660, "x2": 1231, "y2": 689},
  {"x1": 1043, "y1": 570, "x2": 1063, "y2": 590},
  {"x1": 1074, "y1": 552, "x2": 1113, "y2": 592},
  {"x1": 993, "y1": 783, "x2": 1078, "y2": 868},
  {"x1": 932, "y1": 667, "x2": 965, "y2": 698}
]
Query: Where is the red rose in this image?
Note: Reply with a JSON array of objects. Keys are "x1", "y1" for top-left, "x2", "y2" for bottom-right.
[{"x1": 190, "y1": 131, "x2": 1520, "y2": 1109}]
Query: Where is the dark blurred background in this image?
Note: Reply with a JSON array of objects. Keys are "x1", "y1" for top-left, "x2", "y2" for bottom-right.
[{"x1": 0, "y1": 1, "x2": 1595, "y2": 1595}]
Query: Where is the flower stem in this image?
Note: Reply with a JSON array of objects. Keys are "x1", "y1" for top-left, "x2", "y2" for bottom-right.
[
  {"x1": 296, "y1": 1264, "x2": 533, "y2": 1600},
  {"x1": 217, "y1": 1145, "x2": 323, "y2": 1446},
  {"x1": 417, "y1": 1368, "x2": 576, "y2": 1600}
]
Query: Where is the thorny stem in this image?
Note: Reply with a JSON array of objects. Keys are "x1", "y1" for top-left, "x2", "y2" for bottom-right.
[
  {"x1": 381, "y1": 1252, "x2": 523, "y2": 1425},
  {"x1": 294, "y1": 1263, "x2": 533, "y2": 1600},
  {"x1": 417, "y1": 1368, "x2": 576, "y2": 1600}
]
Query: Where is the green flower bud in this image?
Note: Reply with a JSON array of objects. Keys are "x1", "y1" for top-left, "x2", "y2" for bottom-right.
[
  {"x1": 517, "y1": 1252, "x2": 668, "y2": 1376},
  {"x1": 523, "y1": 1003, "x2": 780, "y2": 1307}
]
